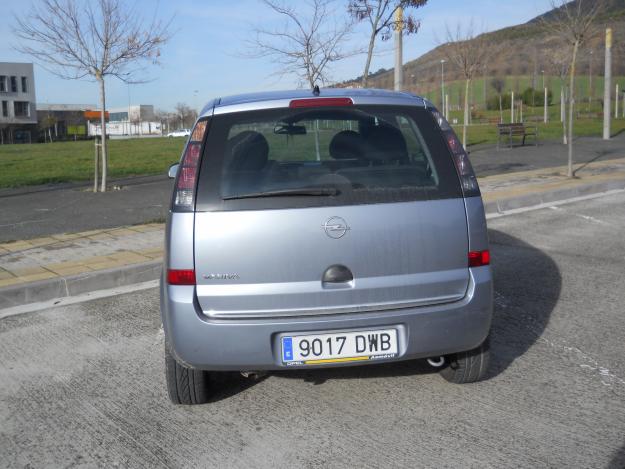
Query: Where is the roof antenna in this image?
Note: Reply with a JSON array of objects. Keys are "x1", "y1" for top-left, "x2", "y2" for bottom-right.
[{"x1": 312, "y1": 85, "x2": 320, "y2": 96}]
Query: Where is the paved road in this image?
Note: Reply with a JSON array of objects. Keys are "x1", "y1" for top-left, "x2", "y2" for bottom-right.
[
  {"x1": 469, "y1": 133, "x2": 625, "y2": 176},
  {"x1": 0, "y1": 176, "x2": 173, "y2": 242},
  {"x1": 1, "y1": 193, "x2": 625, "y2": 468},
  {"x1": 1, "y1": 135, "x2": 624, "y2": 242}
]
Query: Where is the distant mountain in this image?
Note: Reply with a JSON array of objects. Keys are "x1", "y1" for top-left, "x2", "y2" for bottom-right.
[{"x1": 337, "y1": 0, "x2": 625, "y2": 93}]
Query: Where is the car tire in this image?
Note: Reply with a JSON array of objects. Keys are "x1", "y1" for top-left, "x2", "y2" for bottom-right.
[
  {"x1": 439, "y1": 337, "x2": 490, "y2": 384},
  {"x1": 165, "y1": 343, "x2": 211, "y2": 404}
]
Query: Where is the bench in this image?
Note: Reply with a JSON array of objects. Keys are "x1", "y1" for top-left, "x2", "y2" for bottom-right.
[
  {"x1": 524, "y1": 115, "x2": 544, "y2": 123},
  {"x1": 576, "y1": 112, "x2": 603, "y2": 120},
  {"x1": 497, "y1": 123, "x2": 538, "y2": 149}
]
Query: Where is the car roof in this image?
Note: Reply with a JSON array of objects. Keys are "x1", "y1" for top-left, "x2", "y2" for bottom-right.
[{"x1": 199, "y1": 88, "x2": 430, "y2": 117}]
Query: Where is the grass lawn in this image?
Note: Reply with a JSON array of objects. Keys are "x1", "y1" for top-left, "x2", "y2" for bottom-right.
[
  {"x1": 0, "y1": 137, "x2": 186, "y2": 188},
  {"x1": 463, "y1": 117, "x2": 625, "y2": 147},
  {"x1": 1, "y1": 114, "x2": 624, "y2": 188}
]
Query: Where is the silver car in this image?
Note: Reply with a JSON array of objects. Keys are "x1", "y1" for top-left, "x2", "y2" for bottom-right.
[{"x1": 161, "y1": 89, "x2": 492, "y2": 404}]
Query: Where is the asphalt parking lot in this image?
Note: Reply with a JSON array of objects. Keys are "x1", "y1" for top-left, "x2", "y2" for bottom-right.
[{"x1": 1, "y1": 192, "x2": 625, "y2": 468}]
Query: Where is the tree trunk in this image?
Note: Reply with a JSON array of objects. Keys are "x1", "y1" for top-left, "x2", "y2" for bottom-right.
[
  {"x1": 462, "y1": 78, "x2": 470, "y2": 149},
  {"x1": 567, "y1": 41, "x2": 578, "y2": 178},
  {"x1": 362, "y1": 32, "x2": 376, "y2": 88},
  {"x1": 98, "y1": 76, "x2": 108, "y2": 192}
]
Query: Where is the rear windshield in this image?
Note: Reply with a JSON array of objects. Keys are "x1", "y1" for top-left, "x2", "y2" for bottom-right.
[{"x1": 196, "y1": 105, "x2": 462, "y2": 211}]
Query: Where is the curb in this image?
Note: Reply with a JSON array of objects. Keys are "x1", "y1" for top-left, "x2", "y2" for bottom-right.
[
  {"x1": 482, "y1": 178, "x2": 625, "y2": 215},
  {"x1": 1, "y1": 177, "x2": 624, "y2": 311},
  {"x1": 0, "y1": 174, "x2": 169, "y2": 199},
  {"x1": 0, "y1": 261, "x2": 161, "y2": 310}
]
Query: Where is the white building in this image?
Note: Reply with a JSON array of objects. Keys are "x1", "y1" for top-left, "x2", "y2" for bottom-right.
[
  {"x1": 89, "y1": 104, "x2": 162, "y2": 136},
  {"x1": 0, "y1": 62, "x2": 37, "y2": 143},
  {"x1": 109, "y1": 104, "x2": 155, "y2": 122}
]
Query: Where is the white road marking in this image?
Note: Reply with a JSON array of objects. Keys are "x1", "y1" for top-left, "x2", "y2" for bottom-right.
[
  {"x1": 548, "y1": 205, "x2": 611, "y2": 226},
  {"x1": 485, "y1": 188, "x2": 625, "y2": 220}
]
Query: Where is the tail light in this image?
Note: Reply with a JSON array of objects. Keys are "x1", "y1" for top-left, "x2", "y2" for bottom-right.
[
  {"x1": 468, "y1": 250, "x2": 490, "y2": 267},
  {"x1": 431, "y1": 110, "x2": 480, "y2": 197},
  {"x1": 167, "y1": 269, "x2": 196, "y2": 285},
  {"x1": 172, "y1": 120, "x2": 207, "y2": 211}
]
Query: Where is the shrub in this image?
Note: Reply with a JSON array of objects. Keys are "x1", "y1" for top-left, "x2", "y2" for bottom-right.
[
  {"x1": 487, "y1": 93, "x2": 512, "y2": 110},
  {"x1": 521, "y1": 87, "x2": 553, "y2": 106}
]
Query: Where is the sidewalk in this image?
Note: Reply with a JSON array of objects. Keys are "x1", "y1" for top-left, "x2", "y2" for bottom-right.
[{"x1": 1, "y1": 157, "x2": 625, "y2": 310}]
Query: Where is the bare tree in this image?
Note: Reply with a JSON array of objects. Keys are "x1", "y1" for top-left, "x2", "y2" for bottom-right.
[
  {"x1": 174, "y1": 103, "x2": 197, "y2": 130},
  {"x1": 490, "y1": 77, "x2": 505, "y2": 123},
  {"x1": 348, "y1": 0, "x2": 427, "y2": 87},
  {"x1": 250, "y1": 0, "x2": 354, "y2": 88},
  {"x1": 154, "y1": 108, "x2": 170, "y2": 135},
  {"x1": 541, "y1": 0, "x2": 603, "y2": 177},
  {"x1": 549, "y1": 46, "x2": 572, "y2": 145},
  {"x1": 13, "y1": 0, "x2": 170, "y2": 191},
  {"x1": 442, "y1": 21, "x2": 488, "y2": 149}
]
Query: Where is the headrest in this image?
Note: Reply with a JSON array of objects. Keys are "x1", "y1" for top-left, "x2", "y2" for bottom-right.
[
  {"x1": 227, "y1": 131, "x2": 269, "y2": 171},
  {"x1": 363, "y1": 125, "x2": 408, "y2": 163},
  {"x1": 329, "y1": 130, "x2": 365, "y2": 160}
]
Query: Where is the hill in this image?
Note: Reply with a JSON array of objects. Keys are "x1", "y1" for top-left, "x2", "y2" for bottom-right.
[{"x1": 337, "y1": 0, "x2": 625, "y2": 103}]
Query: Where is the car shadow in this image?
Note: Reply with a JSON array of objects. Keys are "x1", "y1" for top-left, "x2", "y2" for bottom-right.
[
  {"x1": 608, "y1": 441, "x2": 625, "y2": 469},
  {"x1": 485, "y1": 228, "x2": 561, "y2": 379},
  {"x1": 210, "y1": 228, "x2": 561, "y2": 391},
  {"x1": 207, "y1": 372, "x2": 269, "y2": 403}
]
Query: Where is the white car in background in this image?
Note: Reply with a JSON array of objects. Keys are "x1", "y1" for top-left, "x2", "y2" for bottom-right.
[{"x1": 167, "y1": 128, "x2": 191, "y2": 138}]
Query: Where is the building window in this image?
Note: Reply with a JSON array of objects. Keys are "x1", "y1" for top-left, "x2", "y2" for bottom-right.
[
  {"x1": 2, "y1": 101, "x2": 7, "y2": 117},
  {"x1": 21, "y1": 77, "x2": 27, "y2": 93},
  {"x1": 10, "y1": 76, "x2": 17, "y2": 92},
  {"x1": 14, "y1": 101, "x2": 30, "y2": 117},
  {"x1": 0, "y1": 76, "x2": 6, "y2": 93}
]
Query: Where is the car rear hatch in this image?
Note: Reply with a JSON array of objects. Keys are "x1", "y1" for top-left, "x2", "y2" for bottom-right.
[{"x1": 192, "y1": 101, "x2": 472, "y2": 318}]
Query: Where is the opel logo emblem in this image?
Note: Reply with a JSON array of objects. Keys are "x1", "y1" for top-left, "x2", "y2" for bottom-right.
[{"x1": 323, "y1": 216, "x2": 350, "y2": 239}]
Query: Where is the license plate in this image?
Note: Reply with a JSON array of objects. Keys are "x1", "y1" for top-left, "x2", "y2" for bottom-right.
[{"x1": 281, "y1": 329, "x2": 398, "y2": 365}]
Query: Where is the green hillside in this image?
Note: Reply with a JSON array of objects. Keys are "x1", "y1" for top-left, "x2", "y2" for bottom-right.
[
  {"x1": 421, "y1": 75, "x2": 625, "y2": 112},
  {"x1": 339, "y1": 0, "x2": 625, "y2": 104}
]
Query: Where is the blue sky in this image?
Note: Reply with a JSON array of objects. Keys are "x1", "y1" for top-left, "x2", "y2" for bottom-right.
[{"x1": 0, "y1": 0, "x2": 553, "y2": 111}]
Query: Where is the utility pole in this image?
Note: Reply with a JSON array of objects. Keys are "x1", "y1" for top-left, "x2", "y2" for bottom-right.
[
  {"x1": 603, "y1": 28, "x2": 612, "y2": 140},
  {"x1": 615, "y1": 83, "x2": 619, "y2": 118},
  {"x1": 483, "y1": 62, "x2": 487, "y2": 110},
  {"x1": 511, "y1": 91, "x2": 515, "y2": 123},
  {"x1": 440, "y1": 59, "x2": 446, "y2": 114},
  {"x1": 561, "y1": 88, "x2": 565, "y2": 122},
  {"x1": 544, "y1": 87, "x2": 548, "y2": 123},
  {"x1": 589, "y1": 49, "x2": 593, "y2": 112},
  {"x1": 394, "y1": 7, "x2": 403, "y2": 91}
]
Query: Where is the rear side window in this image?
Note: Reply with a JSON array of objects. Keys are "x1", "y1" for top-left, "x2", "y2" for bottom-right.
[{"x1": 196, "y1": 106, "x2": 462, "y2": 211}]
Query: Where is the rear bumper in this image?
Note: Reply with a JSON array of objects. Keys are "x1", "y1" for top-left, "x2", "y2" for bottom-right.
[{"x1": 160, "y1": 267, "x2": 493, "y2": 371}]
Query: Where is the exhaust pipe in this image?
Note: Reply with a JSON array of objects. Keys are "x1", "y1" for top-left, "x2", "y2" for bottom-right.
[
  {"x1": 427, "y1": 356, "x2": 445, "y2": 368},
  {"x1": 240, "y1": 371, "x2": 266, "y2": 380}
]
